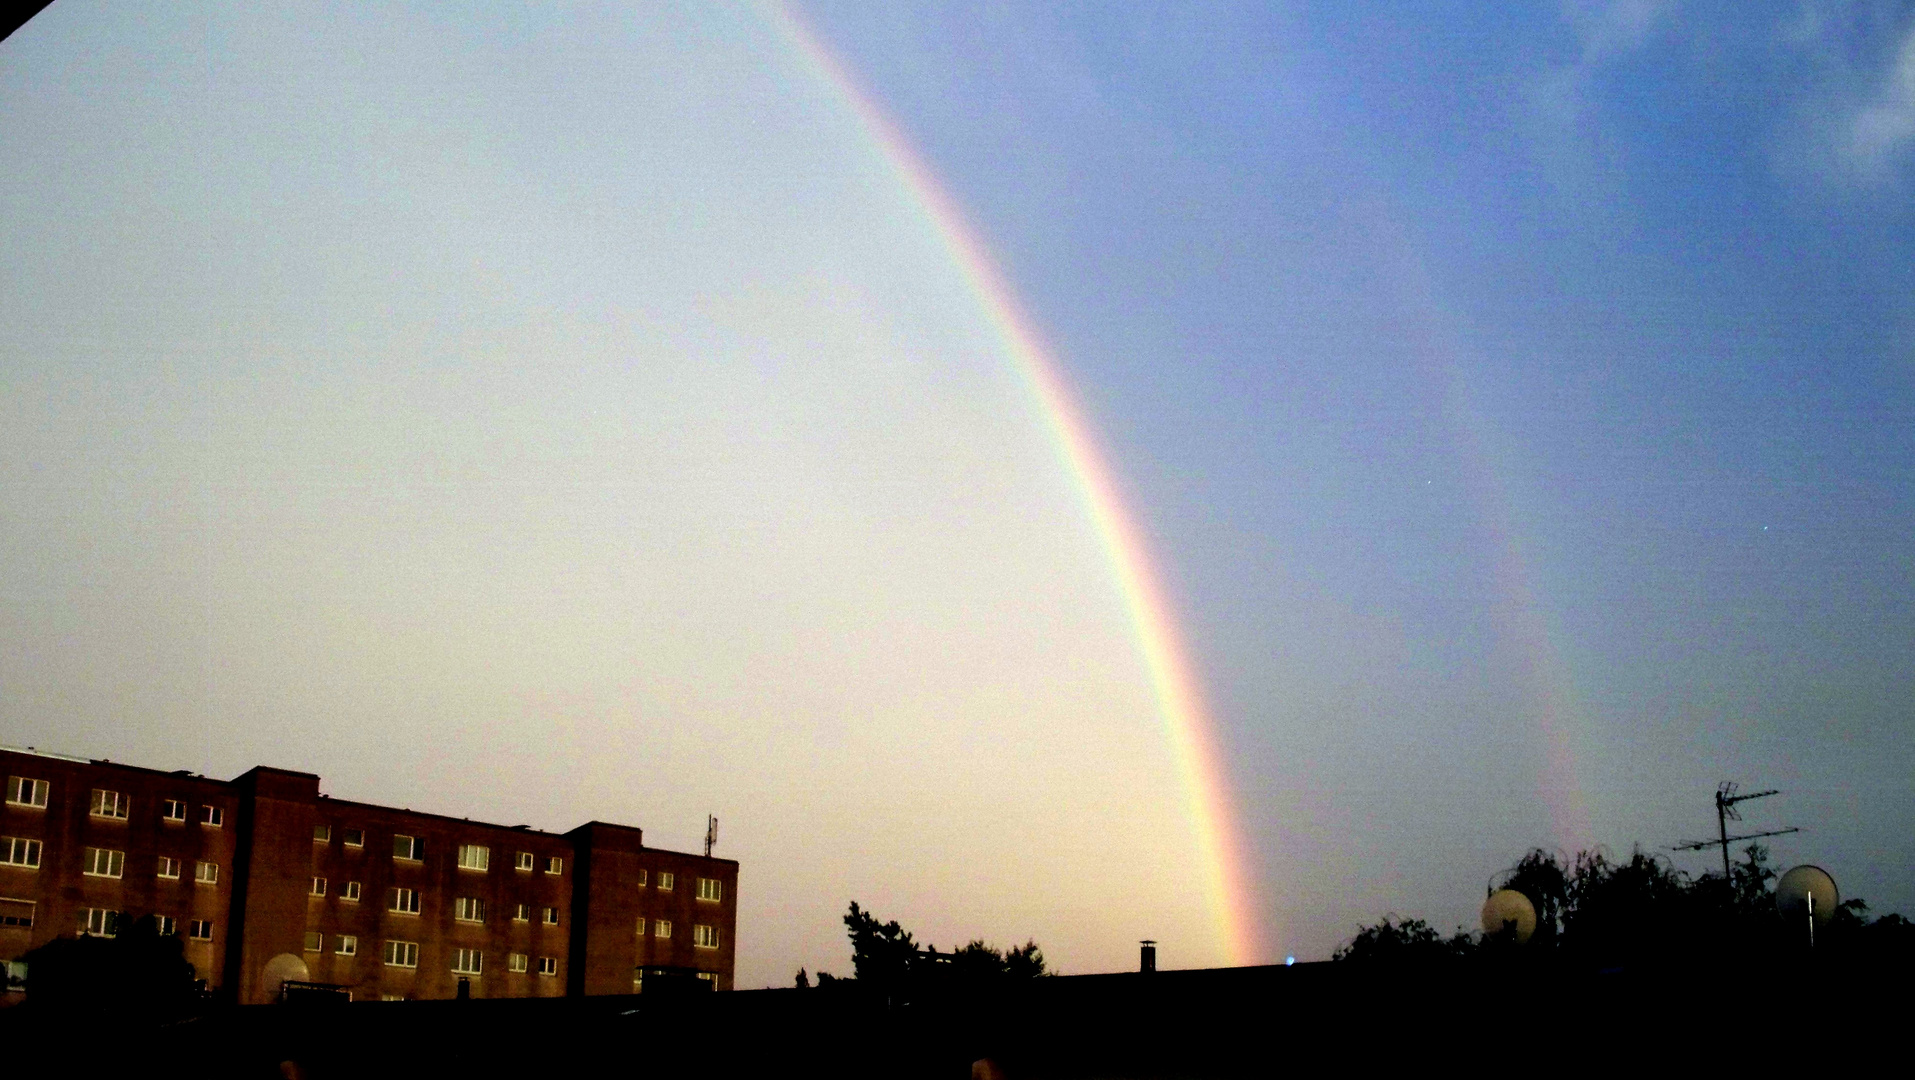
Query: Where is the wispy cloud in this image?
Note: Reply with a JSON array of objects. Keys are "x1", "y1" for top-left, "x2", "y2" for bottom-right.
[
  {"x1": 1777, "y1": 3, "x2": 1915, "y2": 192},
  {"x1": 1844, "y1": 22, "x2": 1915, "y2": 179}
]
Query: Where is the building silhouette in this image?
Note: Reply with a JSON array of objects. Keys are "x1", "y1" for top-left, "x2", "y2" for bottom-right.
[{"x1": 0, "y1": 746, "x2": 736, "y2": 1003}]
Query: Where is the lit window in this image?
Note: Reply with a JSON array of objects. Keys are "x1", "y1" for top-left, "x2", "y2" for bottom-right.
[
  {"x1": 161, "y1": 799, "x2": 187, "y2": 822},
  {"x1": 451, "y1": 948, "x2": 483, "y2": 976},
  {"x1": 636, "y1": 869, "x2": 648, "y2": 886},
  {"x1": 303, "y1": 931, "x2": 324, "y2": 953},
  {"x1": 189, "y1": 920, "x2": 214, "y2": 940},
  {"x1": 81, "y1": 908, "x2": 120, "y2": 936},
  {"x1": 382, "y1": 940, "x2": 419, "y2": 968},
  {"x1": 0, "y1": 837, "x2": 42, "y2": 869},
  {"x1": 343, "y1": 829, "x2": 364, "y2": 848},
  {"x1": 654, "y1": 919, "x2": 671, "y2": 939},
  {"x1": 542, "y1": 906, "x2": 559, "y2": 926},
  {"x1": 536, "y1": 956, "x2": 558, "y2": 977},
  {"x1": 508, "y1": 952, "x2": 528, "y2": 973},
  {"x1": 342, "y1": 881, "x2": 362, "y2": 902},
  {"x1": 5, "y1": 777, "x2": 48, "y2": 809},
  {"x1": 512, "y1": 903, "x2": 530, "y2": 923},
  {"x1": 390, "y1": 888, "x2": 420, "y2": 915},
  {"x1": 456, "y1": 845, "x2": 489, "y2": 871},
  {"x1": 696, "y1": 972, "x2": 716, "y2": 983},
  {"x1": 157, "y1": 855, "x2": 180, "y2": 879},
  {"x1": 543, "y1": 856, "x2": 562, "y2": 875},
  {"x1": 393, "y1": 835, "x2": 424, "y2": 861},
  {"x1": 82, "y1": 847, "x2": 125, "y2": 879},
  {"x1": 515, "y1": 851, "x2": 534, "y2": 872},
  {"x1": 314, "y1": 824, "x2": 332, "y2": 843},
  {"x1": 155, "y1": 915, "x2": 176, "y2": 936},
  {"x1": 311, "y1": 877, "x2": 328, "y2": 897},
  {"x1": 90, "y1": 789, "x2": 129, "y2": 820},
  {"x1": 635, "y1": 917, "x2": 647, "y2": 936},
  {"x1": 696, "y1": 877, "x2": 722, "y2": 902},
  {"x1": 693, "y1": 924, "x2": 720, "y2": 949},
  {"x1": 195, "y1": 861, "x2": 219, "y2": 885},
  {"x1": 454, "y1": 897, "x2": 485, "y2": 923},
  {"x1": 201, "y1": 805, "x2": 224, "y2": 828},
  {"x1": 657, "y1": 872, "x2": 674, "y2": 892},
  {"x1": 336, "y1": 935, "x2": 358, "y2": 957}
]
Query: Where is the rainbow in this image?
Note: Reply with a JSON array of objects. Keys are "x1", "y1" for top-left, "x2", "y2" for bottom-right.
[{"x1": 771, "y1": 5, "x2": 1262, "y2": 967}]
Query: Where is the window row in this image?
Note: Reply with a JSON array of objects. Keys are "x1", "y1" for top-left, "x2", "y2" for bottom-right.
[
  {"x1": 376, "y1": 940, "x2": 557, "y2": 976},
  {"x1": 625, "y1": 870, "x2": 724, "y2": 902},
  {"x1": 632, "y1": 918, "x2": 721, "y2": 949},
  {"x1": 77, "y1": 909, "x2": 213, "y2": 940},
  {"x1": 2, "y1": 841, "x2": 221, "y2": 884},
  {"x1": 310, "y1": 827, "x2": 565, "y2": 878},
  {"x1": 3, "y1": 778, "x2": 226, "y2": 826}
]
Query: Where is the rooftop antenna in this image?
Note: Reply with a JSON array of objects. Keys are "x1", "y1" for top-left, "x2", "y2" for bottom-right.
[
  {"x1": 1671, "y1": 782, "x2": 1799, "y2": 879},
  {"x1": 704, "y1": 814, "x2": 718, "y2": 858}
]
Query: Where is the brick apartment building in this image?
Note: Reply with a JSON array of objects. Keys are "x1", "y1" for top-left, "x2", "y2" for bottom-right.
[{"x1": 0, "y1": 746, "x2": 737, "y2": 1003}]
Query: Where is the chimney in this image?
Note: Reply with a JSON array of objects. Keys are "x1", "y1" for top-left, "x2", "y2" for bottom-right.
[{"x1": 1139, "y1": 940, "x2": 1156, "y2": 974}]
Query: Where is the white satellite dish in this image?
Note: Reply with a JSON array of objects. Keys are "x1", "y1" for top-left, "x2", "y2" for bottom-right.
[
  {"x1": 1480, "y1": 888, "x2": 1537, "y2": 944},
  {"x1": 1776, "y1": 865, "x2": 1837, "y2": 945},
  {"x1": 261, "y1": 953, "x2": 311, "y2": 999}
]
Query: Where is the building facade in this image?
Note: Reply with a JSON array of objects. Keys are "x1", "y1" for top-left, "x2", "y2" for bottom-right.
[{"x1": 0, "y1": 747, "x2": 737, "y2": 1003}]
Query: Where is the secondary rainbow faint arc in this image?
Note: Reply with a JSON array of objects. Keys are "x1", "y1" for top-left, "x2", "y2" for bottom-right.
[{"x1": 771, "y1": 5, "x2": 1261, "y2": 967}]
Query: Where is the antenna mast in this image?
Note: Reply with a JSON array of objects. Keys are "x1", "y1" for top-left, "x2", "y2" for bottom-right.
[
  {"x1": 704, "y1": 814, "x2": 718, "y2": 858},
  {"x1": 1671, "y1": 782, "x2": 1799, "y2": 878}
]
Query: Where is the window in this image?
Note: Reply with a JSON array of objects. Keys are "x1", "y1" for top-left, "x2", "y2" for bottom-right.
[
  {"x1": 0, "y1": 837, "x2": 41, "y2": 869},
  {"x1": 90, "y1": 789, "x2": 129, "y2": 819},
  {"x1": 456, "y1": 844, "x2": 489, "y2": 871},
  {"x1": 542, "y1": 906, "x2": 560, "y2": 926},
  {"x1": 654, "y1": 919, "x2": 672, "y2": 939},
  {"x1": 336, "y1": 934, "x2": 357, "y2": 956},
  {"x1": 657, "y1": 872, "x2": 674, "y2": 892},
  {"x1": 189, "y1": 920, "x2": 214, "y2": 941},
  {"x1": 696, "y1": 972, "x2": 716, "y2": 983},
  {"x1": 5, "y1": 777, "x2": 48, "y2": 808},
  {"x1": 157, "y1": 856, "x2": 181, "y2": 879},
  {"x1": 512, "y1": 903, "x2": 530, "y2": 923},
  {"x1": 195, "y1": 861, "x2": 219, "y2": 885},
  {"x1": 693, "y1": 924, "x2": 720, "y2": 949},
  {"x1": 382, "y1": 940, "x2": 419, "y2": 968},
  {"x1": 514, "y1": 851, "x2": 534, "y2": 872},
  {"x1": 543, "y1": 856, "x2": 562, "y2": 875},
  {"x1": 0, "y1": 899, "x2": 34, "y2": 929},
  {"x1": 161, "y1": 799, "x2": 187, "y2": 822},
  {"x1": 342, "y1": 881, "x2": 362, "y2": 902},
  {"x1": 454, "y1": 897, "x2": 485, "y2": 923},
  {"x1": 451, "y1": 948, "x2": 483, "y2": 976},
  {"x1": 82, "y1": 847, "x2": 125, "y2": 879},
  {"x1": 536, "y1": 956, "x2": 558, "y2": 977},
  {"x1": 303, "y1": 931, "x2": 324, "y2": 953},
  {"x1": 636, "y1": 868, "x2": 648, "y2": 886},
  {"x1": 310, "y1": 877, "x2": 328, "y2": 897},
  {"x1": 81, "y1": 908, "x2": 120, "y2": 936},
  {"x1": 201, "y1": 805, "x2": 224, "y2": 827},
  {"x1": 389, "y1": 888, "x2": 420, "y2": 915},
  {"x1": 155, "y1": 915, "x2": 176, "y2": 936},
  {"x1": 696, "y1": 877, "x2": 723, "y2": 902},
  {"x1": 313, "y1": 824, "x2": 332, "y2": 843},
  {"x1": 393, "y1": 834, "x2": 424, "y2": 861},
  {"x1": 634, "y1": 917, "x2": 647, "y2": 936},
  {"x1": 508, "y1": 952, "x2": 528, "y2": 973},
  {"x1": 343, "y1": 828, "x2": 364, "y2": 848}
]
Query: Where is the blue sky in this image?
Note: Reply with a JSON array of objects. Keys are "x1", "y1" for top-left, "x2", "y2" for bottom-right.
[{"x1": 2, "y1": 2, "x2": 1911, "y2": 977}]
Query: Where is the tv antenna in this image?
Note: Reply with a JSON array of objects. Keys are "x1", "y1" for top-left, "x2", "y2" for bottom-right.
[
  {"x1": 1671, "y1": 782, "x2": 1799, "y2": 879},
  {"x1": 704, "y1": 814, "x2": 718, "y2": 858}
]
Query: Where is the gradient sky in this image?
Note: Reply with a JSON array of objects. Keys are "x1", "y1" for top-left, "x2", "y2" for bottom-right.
[{"x1": 3, "y1": 1, "x2": 1912, "y2": 982}]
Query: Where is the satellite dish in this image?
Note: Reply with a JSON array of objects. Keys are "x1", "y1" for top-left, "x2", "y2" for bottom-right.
[
  {"x1": 261, "y1": 953, "x2": 310, "y2": 998},
  {"x1": 1480, "y1": 888, "x2": 1537, "y2": 944},
  {"x1": 1776, "y1": 865, "x2": 1838, "y2": 925}
]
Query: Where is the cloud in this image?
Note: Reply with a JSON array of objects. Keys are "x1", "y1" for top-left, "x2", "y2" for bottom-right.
[{"x1": 1843, "y1": 22, "x2": 1915, "y2": 180}]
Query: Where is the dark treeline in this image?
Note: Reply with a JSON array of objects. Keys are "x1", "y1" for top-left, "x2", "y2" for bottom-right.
[
  {"x1": 796, "y1": 901, "x2": 1048, "y2": 1002},
  {"x1": 1336, "y1": 844, "x2": 1915, "y2": 969}
]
